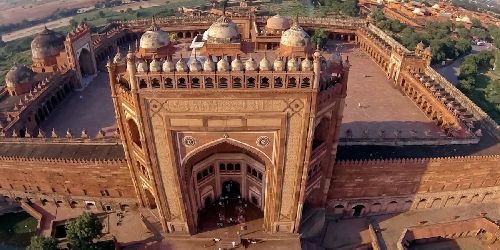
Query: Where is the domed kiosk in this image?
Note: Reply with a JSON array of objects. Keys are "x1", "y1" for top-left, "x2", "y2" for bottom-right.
[
  {"x1": 31, "y1": 27, "x2": 65, "y2": 73},
  {"x1": 276, "y1": 18, "x2": 313, "y2": 58},
  {"x1": 5, "y1": 65, "x2": 35, "y2": 96},
  {"x1": 200, "y1": 15, "x2": 244, "y2": 57},
  {"x1": 265, "y1": 15, "x2": 290, "y2": 34},
  {"x1": 136, "y1": 19, "x2": 176, "y2": 59}
]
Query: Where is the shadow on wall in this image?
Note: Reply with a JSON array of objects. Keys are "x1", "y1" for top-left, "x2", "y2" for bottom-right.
[{"x1": 337, "y1": 120, "x2": 499, "y2": 160}]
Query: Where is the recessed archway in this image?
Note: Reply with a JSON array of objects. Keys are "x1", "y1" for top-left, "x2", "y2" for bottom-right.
[
  {"x1": 182, "y1": 141, "x2": 272, "y2": 234},
  {"x1": 78, "y1": 48, "x2": 95, "y2": 76}
]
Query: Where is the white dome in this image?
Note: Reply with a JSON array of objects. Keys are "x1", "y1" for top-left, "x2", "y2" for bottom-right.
[
  {"x1": 274, "y1": 57, "x2": 285, "y2": 71},
  {"x1": 245, "y1": 56, "x2": 257, "y2": 71},
  {"x1": 287, "y1": 57, "x2": 299, "y2": 71},
  {"x1": 280, "y1": 23, "x2": 310, "y2": 47},
  {"x1": 203, "y1": 57, "x2": 216, "y2": 72},
  {"x1": 301, "y1": 57, "x2": 312, "y2": 71},
  {"x1": 205, "y1": 16, "x2": 241, "y2": 44},
  {"x1": 140, "y1": 24, "x2": 169, "y2": 49},
  {"x1": 137, "y1": 59, "x2": 148, "y2": 73},
  {"x1": 217, "y1": 57, "x2": 230, "y2": 72},
  {"x1": 162, "y1": 58, "x2": 175, "y2": 72},
  {"x1": 176, "y1": 58, "x2": 188, "y2": 72},
  {"x1": 189, "y1": 57, "x2": 202, "y2": 72},
  {"x1": 113, "y1": 48, "x2": 125, "y2": 63},
  {"x1": 259, "y1": 55, "x2": 271, "y2": 71},
  {"x1": 231, "y1": 56, "x2": 244, "y2": 71}
]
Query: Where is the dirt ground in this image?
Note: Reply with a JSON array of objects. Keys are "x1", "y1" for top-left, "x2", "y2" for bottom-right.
[{"x1": 0, "y1": 0, "x2": 99, "y2": 25}]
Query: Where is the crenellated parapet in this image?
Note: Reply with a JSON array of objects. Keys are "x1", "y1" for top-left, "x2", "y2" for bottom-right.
[
  {"x1": 0, "y1": 155, "x2": 125, "y2": 165},
  {"x1": 0, "y1": 126, "x2": 119, "y2": 143},
  {"x1": 335, "y1": 154, "x2": 500, "y2": 166},
  {"x1": 66, "y1": 22, "x2": 91, "y2": 43}
]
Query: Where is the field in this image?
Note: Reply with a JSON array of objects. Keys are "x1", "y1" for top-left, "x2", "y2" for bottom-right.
[
  {"x1": 0, "y1": 212, "x2": 37, "y2": 248},
  {"x1": 72, "y1": 0, "x2": 205, "y2": 27},
  {"x1": 0, "y1": 0, "x2": 99, "y2": 25}
]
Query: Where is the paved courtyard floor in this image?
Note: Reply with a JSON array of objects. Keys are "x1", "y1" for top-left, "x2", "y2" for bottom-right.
[
  {"x1": 40, "y1": 72, "x2": 116, "y2": 137},
  {"x1": 336, "y1": 42, "x2": 442, "y2": 141},
  {"x1": 321, "y1": 202, "x2": 500, "y2": 250}
]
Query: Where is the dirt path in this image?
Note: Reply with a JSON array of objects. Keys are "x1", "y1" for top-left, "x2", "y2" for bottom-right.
[{"x1": 2, "y1": 17, "x2": 72, "y2": 42}]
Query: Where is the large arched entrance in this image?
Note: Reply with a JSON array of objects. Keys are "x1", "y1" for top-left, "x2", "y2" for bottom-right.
[
  {"x1": 78, "y1": 48, "x2": 95, "y2": 76},
  {"x1": 183, "y1": 141, "x2": 269, "y2": 234}
]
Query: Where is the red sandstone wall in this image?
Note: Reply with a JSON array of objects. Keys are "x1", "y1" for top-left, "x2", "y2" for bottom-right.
[
  {"x1": 329, "y1": 156, "x2": 500, "y2": 199},
  {"x1": 0, "y1": 158, "x2": 136, "y2": 199}
]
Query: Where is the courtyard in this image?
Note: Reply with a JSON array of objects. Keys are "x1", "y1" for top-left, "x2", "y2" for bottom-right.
[
  {"x1": 40, "y1": 72, "x2": 116, "y2": 137},
  {"x1": 336, "y1": 41, "x2": 443, "y2": 142}
]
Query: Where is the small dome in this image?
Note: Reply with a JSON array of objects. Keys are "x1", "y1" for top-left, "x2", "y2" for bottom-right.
[
  {"x1": 203, "y1": 57, "x2": 216, "y2": 72},
  {"x1": 113, "y1": 48, "x2": 125, "y2": 63},
  {"x1": 137, "y1": 59, "x2": 148, "y2": 73},
  {"x1": 5, "y1": 65, "x2": 34, "y2": 88},
  {"x1": 205, "y1": 16, "x2": 241, "y2": 44},
  {"x1": 287, "y1": 57, "x2": 299, "y2": 71},
  {"x1": 274, "y1": 57, "x2": 285, "y2": 71},
  {"x1": 231, "y1": 56, "x2": 244, "y2": 71},
  {"x1": 176, "y1": 58, "x2": 188, "y2": 72},
  {"x1": 217, "y1": 57, "x2": 230, "y2": 72},
  {"x1": 31, "y1": 27, "x2": 64, "y2": 59},
  {"x1": 432, "y1": 4, "x2": 440, "y2": 9},
  {"x1": 140, "y1": 22, "x2": 169, "y2": 49},
  {"x1": 162, "y1": 58, "x2": 175, "y2": 72},
  {"x1": 301, "y1": 57, "x2": 312, "y2": 71},
  {"x1": 259, "y1": 55, "x2": 271, "y2": 71},
  {"x1": 280, "y1": 23, "x2": 310, "y2": 47},
  {"x1": 189, "y1": 57, "x2": 202, "y2": 72},
  {"x1": 416, "y1": 41, "x2": 425, "y2": 49},
  {"x1": 266, "y1": 15, "x2": 290, "y2": 31},
  {"x1": 150, "y1": 58, "x2": 162, "y2": 72},
  {"x1": 245, "y1": 56, "x2": 257, "y2": 71}
]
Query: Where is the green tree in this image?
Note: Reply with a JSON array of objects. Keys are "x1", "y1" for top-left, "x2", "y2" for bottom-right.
[
  {"x1": 311, "y1": 28, "x2": 327, "y2": 48},
  {"x1": 471, "y1": 18, "x2": 482, "y2": 28},
  {"x1": 69, "y1": 19, "x2": 78, "y2": 28},
  {"x1": 66, "y1": 212, "x2": 103, "y2": 250},
  {"x1": 98, "y1": 10, "x2": 105, "y2": 18},
  {"x1": 27, "y1": 236, "x2": 58, "y2": 250},
  {"x1": 471, "y1": 27, "x2": 488, "y2": 40},
  {"x1": 458, "y1": 76, "x2": 475, "y2": 92},
  {"x1": 455, "y1": 38, "x2": 471, "y2": 55},
  {"x1": 456, "y1": 27, "x2": 470, "y2": 39},
  {"x1": 485, "y1": 79, "x2": 500, "y2": 107}
]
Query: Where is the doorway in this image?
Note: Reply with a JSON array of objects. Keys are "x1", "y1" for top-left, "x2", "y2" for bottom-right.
[
  {"x1": 352, "y1": 205, "x2": 365, "y2": 217},
  {"x1": 221, "y1": 180, "x2": 241, "y2": 199}
]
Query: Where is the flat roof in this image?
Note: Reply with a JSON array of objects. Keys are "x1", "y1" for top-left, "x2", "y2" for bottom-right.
[
  {"x1": 0, "y1": 142, "x2": 125, "y2": 161},
  {"x1": 336, "y1": 132, "x2": 499, "y2": 160}
]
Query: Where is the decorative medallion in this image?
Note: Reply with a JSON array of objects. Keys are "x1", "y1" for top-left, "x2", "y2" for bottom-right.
[
  {"x1": 256, "y1": 136, "x2": 271, "y2": 148},
  {"x1": 182, "y1": 136, "x2": 196, "y2": 147}
]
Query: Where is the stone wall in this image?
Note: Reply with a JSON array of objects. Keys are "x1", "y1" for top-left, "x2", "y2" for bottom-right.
[
  {"x1": 425, "y1": 67, "x2": 500, "y2": 139},
  {"x1": 327, "y1": 155, "x2": 500, "y2": 216},
  {"x1": 0, "y1": 156, "x2": 136, "y2": 206}
]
